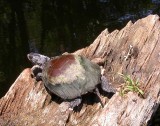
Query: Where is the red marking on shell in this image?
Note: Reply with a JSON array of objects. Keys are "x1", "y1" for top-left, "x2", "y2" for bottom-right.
[{"x1": 47, "y1": 55, "x2": 76, "y2": 77}]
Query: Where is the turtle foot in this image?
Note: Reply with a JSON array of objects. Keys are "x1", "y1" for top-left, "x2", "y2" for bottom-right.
[
  {"x1": 69, "y1": 97, "x2": 82, "y2": 108},
  {"x1": 100, "y1": 67, "x2": 116, "y2": 93},
  {"x1": 101, "y1": 75, "x2": 116, "y2": 93},
  {"x1": 31, "y1": 65, "x2": 42, "y2": 81}
]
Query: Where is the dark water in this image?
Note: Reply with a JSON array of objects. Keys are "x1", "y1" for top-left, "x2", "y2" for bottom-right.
[{"x1": 0, "y1": 0, "x2": 160, "y2": 124}]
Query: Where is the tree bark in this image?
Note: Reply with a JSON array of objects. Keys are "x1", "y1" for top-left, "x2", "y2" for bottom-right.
[{"x1": 0, "y1": 14, "x2": 160, "y2": 126}]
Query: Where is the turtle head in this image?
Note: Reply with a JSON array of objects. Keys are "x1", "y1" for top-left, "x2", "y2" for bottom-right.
[{"x1": 27, "y1": 53, "x2": 50, "y2": 66}]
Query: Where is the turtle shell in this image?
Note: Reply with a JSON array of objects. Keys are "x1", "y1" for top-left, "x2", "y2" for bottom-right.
[{"x1": 42, "y1": 54, "x2": 101, "y2": 100}]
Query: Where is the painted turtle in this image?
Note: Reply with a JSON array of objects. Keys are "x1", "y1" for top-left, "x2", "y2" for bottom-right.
[{"x1": 27, "y1": 53, "x2": 116, "y2": 108}]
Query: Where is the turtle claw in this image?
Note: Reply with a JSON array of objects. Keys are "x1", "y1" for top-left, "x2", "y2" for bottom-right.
[{"x1": 69, "y1": 97, "x2": 82, "y2": 108}]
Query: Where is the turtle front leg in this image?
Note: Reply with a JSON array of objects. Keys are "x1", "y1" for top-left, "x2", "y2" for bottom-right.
[
  {"x1": 100, "y1": 67, "x2": 116, "y2": 93},
  {"x1": 35, "y1": 73, "x2": 42, "y2": 81},
  {"x1": 69, "y1": 97, "x2": 82, "y2": 108},
  {"x1": 31, "y1": 65, "x2": 42, "y2": 81}
]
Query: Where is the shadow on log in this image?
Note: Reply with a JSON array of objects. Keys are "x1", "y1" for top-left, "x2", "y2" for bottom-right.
[{"x1": 0, "y1": 14, "x2": 160, "y2": 126}]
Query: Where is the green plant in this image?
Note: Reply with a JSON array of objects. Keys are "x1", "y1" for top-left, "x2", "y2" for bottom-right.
[{"x1": 119, "y1": 73, "x2": 144, "y2": 97}]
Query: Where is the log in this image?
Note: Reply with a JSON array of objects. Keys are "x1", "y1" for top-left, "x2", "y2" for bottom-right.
[{"x1": 0, "y1": 14, "x2": 160, "y2": 126}]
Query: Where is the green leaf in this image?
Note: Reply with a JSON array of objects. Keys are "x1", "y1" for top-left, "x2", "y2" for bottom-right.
[
  {"x1": 137, "y1": 88, "x2": 144, "y2": 95},
  {"x1": 118, "y1": 73, "x2": 144, "y2": 97}
]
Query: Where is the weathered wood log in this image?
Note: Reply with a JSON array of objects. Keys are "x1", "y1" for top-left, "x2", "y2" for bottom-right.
[{"x1": 0, "y1": 14, "x2": 160, "y2": 126}]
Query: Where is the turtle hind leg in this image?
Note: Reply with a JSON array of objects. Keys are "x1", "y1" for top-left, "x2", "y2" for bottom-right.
[
  {"x1": 69, "y1": 97, "x2": 82, "y2": 108},
  {"x1": 101, "y1": 75, "x2": 116, "y2": 93},
  {"x1": 100, "y1": 66, "x2": 116, "y2": 93}
]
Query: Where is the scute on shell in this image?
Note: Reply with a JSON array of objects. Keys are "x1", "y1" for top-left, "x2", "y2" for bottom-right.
[{"x1": 42, "y1": 54, "x2": 101, "y2": 100}]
